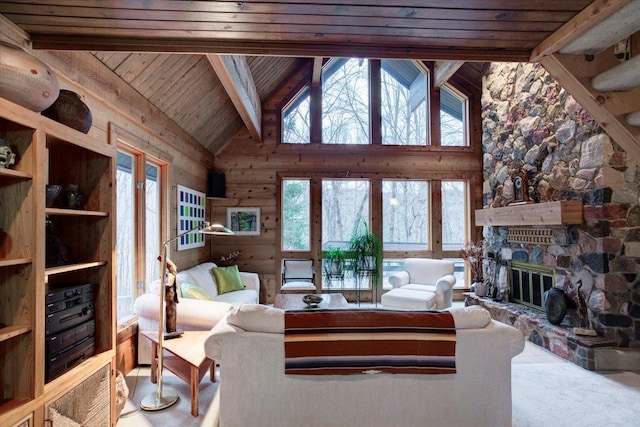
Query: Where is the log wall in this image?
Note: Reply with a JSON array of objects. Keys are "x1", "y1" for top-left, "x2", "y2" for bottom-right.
[
  {"x1": 0, "y1": 18, "x2": 216, "y2": 275},
  {"x1": 213, "y1": 63, "x2": 484, "y2": 303}
]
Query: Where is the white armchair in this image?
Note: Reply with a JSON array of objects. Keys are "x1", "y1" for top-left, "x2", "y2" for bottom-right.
[{"x1": 384, "y1": 258, "x2": 456, "y2": 310}]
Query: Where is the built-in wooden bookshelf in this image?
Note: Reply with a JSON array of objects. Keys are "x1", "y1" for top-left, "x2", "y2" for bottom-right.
[{"x1": 0, "y1": 97, "x2": 115, "y2": 427}]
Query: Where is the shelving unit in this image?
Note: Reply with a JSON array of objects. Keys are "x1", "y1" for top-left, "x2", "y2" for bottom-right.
[{"x1": 0, "y1": 97, "x2": 115, "y2": 426}]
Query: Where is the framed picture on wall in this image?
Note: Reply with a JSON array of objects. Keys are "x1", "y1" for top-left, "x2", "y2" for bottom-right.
[
  {"x1": 227, "y1": 207, "x2": 260, "y2": 236},
  {"x1": 177, "y1": 185, "x2": 206, "y2": 250}
]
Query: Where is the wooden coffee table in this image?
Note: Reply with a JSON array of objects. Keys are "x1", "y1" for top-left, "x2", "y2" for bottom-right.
[
  {"x1": 274, "y1": 293, "x2": 350, "y2": 310},
  {"x1": 142, "y1": 330, "x2": 215, "y2": 416}
]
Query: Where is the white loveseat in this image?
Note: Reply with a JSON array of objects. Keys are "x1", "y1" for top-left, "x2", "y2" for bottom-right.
[
  {"x1": 205, "y1": 304, "x2": 525, "y2": 427},
  {"x1": 134, "y1": 262, "x2": 259, "y2": 364}
]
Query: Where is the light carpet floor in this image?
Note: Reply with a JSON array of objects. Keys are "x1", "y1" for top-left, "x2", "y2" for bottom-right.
[{"x1": 118, "y1": 342, "x2": 640, "y2": 427}]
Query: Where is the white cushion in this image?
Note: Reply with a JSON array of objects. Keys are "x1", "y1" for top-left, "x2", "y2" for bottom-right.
[
  {"x1": 401, "y1": 283, "x2": 437, "y2": 293},
  {"x1": 226, "y1": 304, "x2": 284, "y2": 333},
  {"x1": 284, "y1": 259, "x2": 313, "y2": 280},
  {"x1": 214, "y1": 288, "x2": 259, "y2": 305},
  {"x1": 181, "y1": 262, "x2": 218, "y2": 297},
  {"x1": 403, "y1": 258, "x2": 454, "y2": 286},
  {"x1": 381, "y1": 288, "x2": 436, "y2": 310},
  {"x1": 281, "y1": 281, "x2": 316, "y2": 291},
  {"x1": 447, "y1": 305, "x2": 492, "y2": 329}
]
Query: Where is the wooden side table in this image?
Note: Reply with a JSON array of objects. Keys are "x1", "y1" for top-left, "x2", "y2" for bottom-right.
[{"x1": 142, "y1": 330, "x2": 215, "y2": 416}]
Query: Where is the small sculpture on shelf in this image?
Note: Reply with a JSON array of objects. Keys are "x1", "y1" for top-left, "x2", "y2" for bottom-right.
[{"x1": 0, "y1": 137, "x2": 16, "y2": 169}]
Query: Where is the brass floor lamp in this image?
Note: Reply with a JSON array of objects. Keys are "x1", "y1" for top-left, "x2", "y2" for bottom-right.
[{"x1": 141, "y1": 221, "x2": 234, "y2": 411}]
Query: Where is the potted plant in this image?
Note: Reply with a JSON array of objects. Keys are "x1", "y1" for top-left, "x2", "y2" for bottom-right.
[
  {"x1": 323, "y1": 246, "x2": 346, "y2": 279},
  {"x1": 349, "y1": 219, "x2": 382, "y2": 301},
  {"x1": 461, "y1": 240, "x2": 486, "y2": 296}
]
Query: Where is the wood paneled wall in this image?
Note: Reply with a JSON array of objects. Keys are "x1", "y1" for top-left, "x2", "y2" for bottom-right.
[
  {"x1": 213, "y1": 63, "x2": 484, "y2": 304},
  {"x1": 0, "y1": 17, "x2": 216, "y2": 273}
]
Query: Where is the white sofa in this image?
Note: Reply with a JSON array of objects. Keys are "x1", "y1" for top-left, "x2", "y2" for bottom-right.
[
  {"x1": 134, "y1": 262, "x2": 259, "y2": 364},
  {"x1": 205, "y1": 304, "x2": 525, "y2": 427},
  {"x1": 382, "y1": 258, "x2": 456, "y2": 310}
]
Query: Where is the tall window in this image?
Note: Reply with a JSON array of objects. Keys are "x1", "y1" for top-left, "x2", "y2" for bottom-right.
[
  {"x1": 440, "y1": 85, "x2": 467, "y2": 146},
  {"x1": 282, "y1": 87, "x2": 310, "y2": 144},
  {"x1": 441, "y1": 180, "x2": 467, "y2": 250},
  {"x1": 281, "y1": 179, "x2": 311, "y2": 250},
  {"x1": 322, "y1": 58, "x2": 370, "y2": 144},
  {"x1": 381, "y1": 60, "x2": 428, "y2": 145},
  {"x1": 322, "y1": 179, "x2": 370, "y2": 249},
  {"x1": 116, "y1": 147, "x2": 165, "y2": 324},
  {"x1": 382, "y1": 180, "x2": 429, "y2": 250}
]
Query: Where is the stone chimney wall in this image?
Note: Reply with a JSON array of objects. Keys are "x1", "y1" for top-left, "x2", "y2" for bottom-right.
[{"x1": 481, "y1": 62, "x2": 640, "y2": 347}]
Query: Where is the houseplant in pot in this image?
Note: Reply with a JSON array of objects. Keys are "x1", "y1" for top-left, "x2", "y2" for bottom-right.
[
  {"x1": 461, "y1": 240, "x2": 485, "y2": 296},
  {"x1": 323, "y1": 246, "x2": 346, "y2": 279},
  {"x1": 349, "y1": 219, "x2": 382, "y2": 302}
]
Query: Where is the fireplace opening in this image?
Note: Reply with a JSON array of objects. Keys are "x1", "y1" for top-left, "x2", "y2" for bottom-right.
[{"x1": 510, "y1": 261, "x2": 554, "y2": 311}]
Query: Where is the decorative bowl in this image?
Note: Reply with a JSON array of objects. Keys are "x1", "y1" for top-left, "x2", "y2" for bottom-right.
[
  {"x1": 46, "y1": 184, "x2": 62, "y2": 207},
  {"x1": 302, "y1": 294, "x2": 323, "y2": 308}
]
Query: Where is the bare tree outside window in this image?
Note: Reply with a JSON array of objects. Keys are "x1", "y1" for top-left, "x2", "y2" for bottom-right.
[
  {"x1": 282, "y1": 179, "x2": 311, "y2": 250},
  {"x1": 322, "y1": 59, "x2": 369, "y2": 144},
  {"x1": 381, "y1": 60, "x2": 428, "y2": 145},
  {"x1": 382, "y1": 180, "x2": 429, "y2": 250},
  {"x1": 282, "y1": 87, "x2": 310, "y2": 144}
]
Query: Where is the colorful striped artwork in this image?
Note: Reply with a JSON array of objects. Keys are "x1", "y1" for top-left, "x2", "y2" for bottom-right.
[
  {"x1": 177, "y1": 185, "x2": 206, "y2": 251},
  {"x1": 284, "y1": 309, "x2": 456, "y2": 375}
]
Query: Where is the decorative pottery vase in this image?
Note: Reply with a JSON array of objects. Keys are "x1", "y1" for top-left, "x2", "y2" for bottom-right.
[
  {"x1": 46, "y1": 184, "x2": 62, "y2": 208},
  {"x1": 0, "y1": 41, "x2": 59, "y2": 112},
  {"x1": 62, "y1": 184, "x2": 84, "y2": 209},
  {"x1": 42, "y1": 89, "x2": 93, "y2": 133},
  {"x1": 544, "y1": 287, "x2": 568, "y2": 325},
  {"x1": 474, "y1": 281, "x2": 487, "y2": 297}
]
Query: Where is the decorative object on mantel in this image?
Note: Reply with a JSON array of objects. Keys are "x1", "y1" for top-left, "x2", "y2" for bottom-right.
[
  {"x1": 461, "y1": 240, "x2": 484, "y2": 295},
  {"x1": 42, "y1": 89, "x2": 93, "y2": 133},
  {"x1": 508, "y1": 171, "x2": 534, "y2": 206},
  {"x1": 0, "y1": 41, "x2": 60, "y2": 112},
  {"x1": 0, "y1": 137, "x2": 16, "y2": 168},
  {"x1": 567, "y1": 279, "x2": 598, "y2": 336},
  {"x1": 543, "y1": 287, "x2": 569, "y2": 325}
]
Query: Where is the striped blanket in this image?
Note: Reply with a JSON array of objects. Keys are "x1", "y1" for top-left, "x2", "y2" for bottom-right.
[{"x1": 284, "y1": 309, "x2": 456, "y2": 375}]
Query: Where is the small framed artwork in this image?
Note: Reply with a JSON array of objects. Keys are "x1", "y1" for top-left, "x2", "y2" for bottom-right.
[
  {"x1": 227, "y1": 207, "x2": 260, "y2": 236},
  {"x1": 177, "y1": 185, "x2": 206, "y2": 250}
]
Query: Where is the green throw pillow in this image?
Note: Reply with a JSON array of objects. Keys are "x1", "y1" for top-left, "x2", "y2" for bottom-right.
[
  {"x1": 180, "y1": 282, "x2": 214, "y2": 300},
  {"x1": 211, "y1": 265, "x2": 245, "y2": 295}
]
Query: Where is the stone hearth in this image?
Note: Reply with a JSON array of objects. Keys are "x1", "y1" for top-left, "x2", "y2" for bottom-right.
[{"x1": 465, "y1": 293, "x2": 615, "y2": 370}]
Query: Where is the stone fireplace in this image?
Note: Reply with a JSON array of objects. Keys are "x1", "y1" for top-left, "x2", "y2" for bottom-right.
[{"x1": 475, "y1": 62, "x2": 640, "y2": 368}]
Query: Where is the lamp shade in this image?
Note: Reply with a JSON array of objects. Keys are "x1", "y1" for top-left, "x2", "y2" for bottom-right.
[{"x1": 200, "y1": 222, "x2": 234, "y2": 235}]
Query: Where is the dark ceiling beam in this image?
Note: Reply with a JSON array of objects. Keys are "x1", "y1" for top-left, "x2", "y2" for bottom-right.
[
  {"x1": 29, "y1": 35, "x2": 532, "y2": 62},
  {"x1": 206, "y1": 54, "x2": 262, "y2": 143},
  {"x1": 530, "y1": 0, "x2": 630, "y2": 62}
]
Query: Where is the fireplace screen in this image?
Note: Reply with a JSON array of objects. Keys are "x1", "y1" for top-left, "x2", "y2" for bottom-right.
[{"x1": 510, "y1": 261, "x2": 554, "y2": 311}]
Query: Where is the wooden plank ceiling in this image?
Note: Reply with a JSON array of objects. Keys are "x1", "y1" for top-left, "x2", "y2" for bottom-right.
[{"x1": 0, "y1": 0, "x2": 623, "y2": 155}]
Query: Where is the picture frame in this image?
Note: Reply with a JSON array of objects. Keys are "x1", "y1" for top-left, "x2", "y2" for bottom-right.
[
  {"x1": 227, "y1": 207, "x2": 260, "y2": 236},
  {"x1": 177, "y1": 185, "x2": 206, "y2": 250}
]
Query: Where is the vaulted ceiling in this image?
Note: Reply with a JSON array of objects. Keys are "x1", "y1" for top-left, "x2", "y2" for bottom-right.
[{"x1": 0, "y1": 1, "x2": 638, "y2": 157}]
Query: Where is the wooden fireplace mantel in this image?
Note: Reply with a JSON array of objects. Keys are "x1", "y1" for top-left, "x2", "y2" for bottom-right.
[{"x1": 475, "y1": 200, "x2": 583, "y2": 226}]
